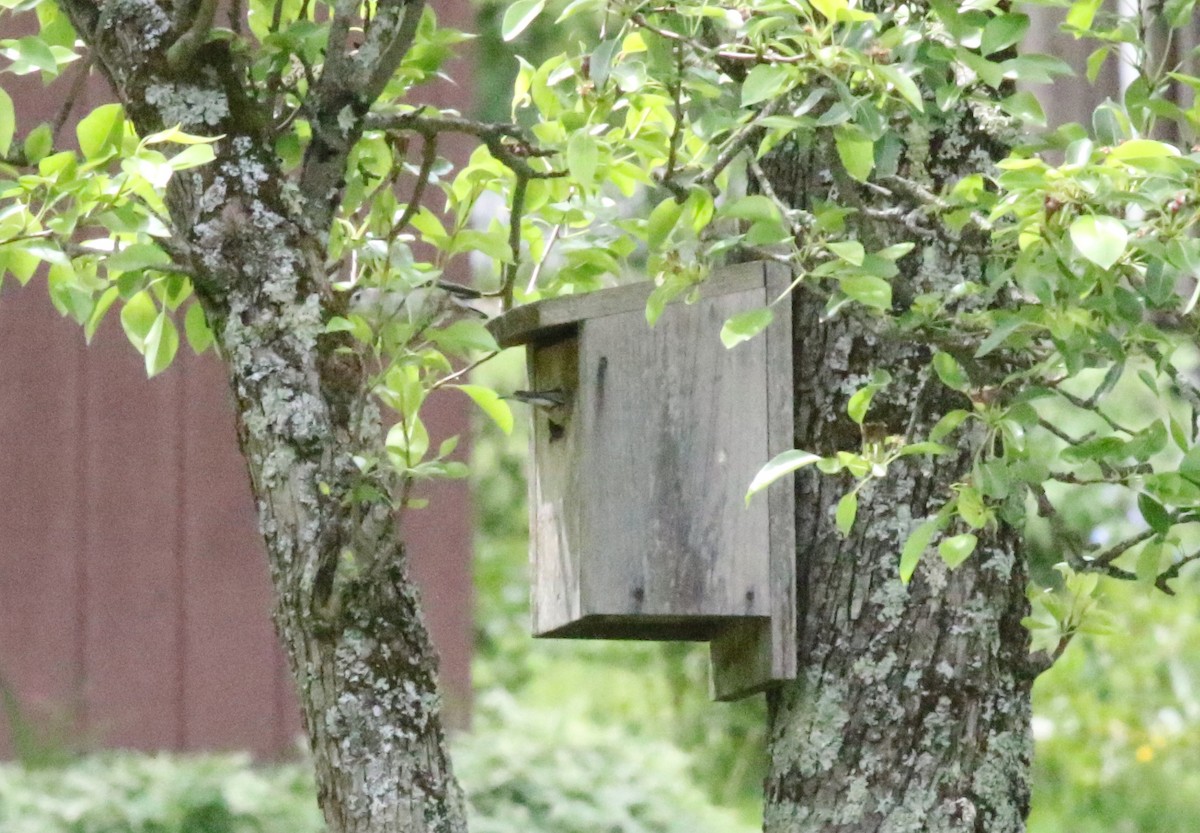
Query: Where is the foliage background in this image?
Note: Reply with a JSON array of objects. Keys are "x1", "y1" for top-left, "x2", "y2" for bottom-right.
[{"x1": 5, "y1": 2, "x2": 1200, "y2": 832}]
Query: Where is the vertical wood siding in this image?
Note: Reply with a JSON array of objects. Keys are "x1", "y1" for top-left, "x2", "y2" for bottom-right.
[{"x1": 0, "y1": 0, "x2": 475, "y2": 756}]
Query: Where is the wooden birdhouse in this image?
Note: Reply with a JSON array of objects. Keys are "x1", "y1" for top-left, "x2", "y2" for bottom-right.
[{"x1": 488, "y1": 262, "x2": 797, "y2": 700}]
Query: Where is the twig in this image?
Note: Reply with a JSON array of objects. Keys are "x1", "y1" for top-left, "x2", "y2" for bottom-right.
[
  {"x1": 697, "y1": 98, "x2": 782, "y2": 190},
  {"x1": 1091, "y1": 526, "x2": 1161, "y2": 569},
  {"x1": 1036, "y1": 418, "x2": 1090, "y2": 446},
  {"x1": 0, "y1": 230, "x2": 53, "y2": 248},
  {"x1": 501, "y1": 173, "x2": 527, "y2": 311},
  {"x1": 662, "y1": 40, "x2": 686, "y2": 190},
  {"x1": 1155, "y1": 550, "x2": 1200, "y2": 595},
  {"x1": 363, "y1": 0, "x2": 427, "y2": 102},
  {"x1": 526, "y1": 222, "x2": 561, "y2": 295},
  {"x1": 269, "y1": 0, "x2": 286, "y2": 33},
  {"x1": 629, "y1": 12, "x2": 809, "y2": 66},
  {"x1": 1025, "y1": 631, "x2": 1076, "y2": 678},
  {"x1": 429, "y1": 350, "x2": 501, "y2": 391},
  {"x1": 229, "y1": 0, "x2": 244, "y2": 35},
  {"x1": 1052, "y1": 387, "x2": 1136, "y2": 436},
  {"x1": 389, "y1": 133, "x2": 437, "y2": 242},
  {"x1": 748, "y1": 157, "x2": 810, "y2": 248},
  {"x1": 52, "y1": 53, "x2": 94, "y2": 142},
  {"x1": 368, "y1": 109, "x2": 565, "y2": 181}
]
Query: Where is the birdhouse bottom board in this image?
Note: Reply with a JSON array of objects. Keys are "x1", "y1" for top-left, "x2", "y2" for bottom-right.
[{"x1": 489, "y1": 262, "x2": 797, "y2": 701}]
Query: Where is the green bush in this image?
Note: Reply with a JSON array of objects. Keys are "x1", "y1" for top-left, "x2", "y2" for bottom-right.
[
  {"x1": 1030, "y1": 577, "x2": 1200, "y2": 833},
  {"x1": 0, "y1": 698, "x2": 755, "y2": 833},
  {"x1": 0, "y1": 753, "x2": 323, "y2": 833},
  {"x1": 455, "y1": 692, "x2": 756, "y2": 833}
]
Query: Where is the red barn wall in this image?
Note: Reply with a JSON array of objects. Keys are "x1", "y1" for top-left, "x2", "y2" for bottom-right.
[{"x1": 0, "y1": 2, "x2": 475, "y2": 756}]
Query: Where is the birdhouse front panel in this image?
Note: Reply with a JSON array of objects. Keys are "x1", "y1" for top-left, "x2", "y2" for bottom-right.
[{"x1": 562, "y1": 288, "x2": 773, "y2": 638}]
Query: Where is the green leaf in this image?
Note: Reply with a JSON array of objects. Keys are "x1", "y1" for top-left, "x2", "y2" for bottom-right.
[
  {"x1": 119, "y1": 291, "x2": 158, "y2": 349},
  {"x1": 167, "y1": 144, "x2": 216, "y2": 170},
  {"x1": 23, "y1": 123, "x2": 52, "y2": 163},
  {"x1": 184, "y1": 302, "x2": 213, "y2": 354},
  {"x1": 746, "y1": 450, "x2": 821, "y2": 502},
  {"x1": 834, "y1": 126, "x2": 874, "y2": 182},
  {"x1": 1164, "y1": 0, "x2": 1196, "y2": 27},
  {"x1": 874, "y1": 64, "x2": 923, "y2": 111},
  {"x1": 501, "y1": 0, "x2": 545, "y2": 41},
  {"x1": 827, "y1": 240, "x2": 865, "y2": 266},
  {"x1": 932, "y1": 352, "x2": 970, "y2": 391},
  {"x1": 1180, "y1": 445, "x2": 1200, "y2": 484},
  {"x1": 1107, "y1": 139, "x2": 1181, "y2": 162},
  {"x1": 76, "y1": 103, "x2": 124, "y2": 160},
  {"x1": 0, "y1": 88, "x2": 13, "y2": 157},
  {"x1": 1086, "y1": 46, "x2": 1110, "y2": 82},
  {"x1": 931, "y1": 409, "x2": 971, "y2": 441},
  {"x1": 1, "y1": 36, "x2": 57, "y2": 75},
  {"x1": 1000, "y1": 91, "x2": 1045, "y2": 126},
  {"x1": 107, "y1": 243, "x2": 171, "y2": 273},
  {"x1": 1066, "y1": 0, "x2": 1102, "y2": 30},
  {"x1": 143, "y1": 125, "x2": 219, "y2": 145},
  {"x1": 900, "y1": 518, "x2": 940, "y2": 583},
  {"x1": 386, "y1": 415, "x2": 430, "y2": 465},
  {"x1": 1061, "y1": 436, "x2": 1126, "y2": 463},
  {"x1": 938, "y1": 533, "x2": 978, "y2": 569},
  {"x1": 741, "y1": 64, "x2": 794, "y2": 107},
  {"x1": 1135, "y1": 539, "x2": 1164, "y2": 583},
  {"x1": 720, "y1": 307, "x2": 773, "y2": 349},
  {"x1": 143, "y1": 311, "x2": 179, "y2": 377},
  {"x1": 566, "y1": 130, "x2": 599, "y2": 184},
  {"x1": 1069, "y1": 215, "x2": 1127, "y2": 270},
  {"x1": 980, "y1": 13, "x2": 1029, "y2": 56},
  {"x1": 836, "y1": 491, "x2": 857, "y2": 536},
  {"x1": 431, "y1": 320, "x2": 499, "y2": 356},
  {"x1": 846, "y1": 372, "x2": 891, "y2": 425},
  {"x1": 84, "y1": 286, "x2": 119, "y2": 343},
  {"x1": 1138, "y1": 493, "x2": 1172, "y2": 535},
  {"x1": 957, "y1": 486, "x2": 987, "y2": 529},
  {"x1": 898, "y1": 442, "x2": 953, "y2": 457},
  {"x1": 840, "y1": 274, "x2": 891, "y2": 309},
  {"x1": 956, "y1": 48, "x2": 1005, "y2": 88},
  {"x1": 457, "y1": 384, "x2": 514, "y2": 435},
  {"x1": 646, "y1": 198, "x2": 682, "y2": 249},
  {"x1": 875, "y1": 242, "x2": 915, "y2": 261},
  {"x1": 718, "y1": 195, "x2": 780, "y2": 223}
]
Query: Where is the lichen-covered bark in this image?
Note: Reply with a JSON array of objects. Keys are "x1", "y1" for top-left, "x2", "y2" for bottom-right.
[
  {"x1": 760, "y1": 83, "x2": 1034, "y2": 833},
  {"x1": 55, "y1": 3, "x2": 467, "y2": 831}
]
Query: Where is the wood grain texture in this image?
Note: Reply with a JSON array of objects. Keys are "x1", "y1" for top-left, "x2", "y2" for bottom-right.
[
  {"x1": 520, "y1": 263, "x2": 798, "y2": 697},
  {"x1": 527, "y1": 337, "x2": 583, "y2": 635},
  {"x1": 710, "y1": 261, "x2": 797, "y2": 699},
  {"x1": 575, "y1": 285, "x2": 771, "y2": 623}
]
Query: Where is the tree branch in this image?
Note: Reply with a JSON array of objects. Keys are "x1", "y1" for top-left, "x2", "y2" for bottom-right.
[
  {"x1": 300, "y1": 0, "x2": 427, "y2": 233},
  {"x1": 367, "y1": 109, "x2": 564, "y2": 180}
]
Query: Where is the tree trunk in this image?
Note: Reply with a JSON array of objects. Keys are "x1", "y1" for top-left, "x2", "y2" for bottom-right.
[
  {"x1": 760, "y1": 68, "x2": 1035, "y2": 833},
  {"x1": 54, "y1": 4, "x2": 467, "y2": 831}
]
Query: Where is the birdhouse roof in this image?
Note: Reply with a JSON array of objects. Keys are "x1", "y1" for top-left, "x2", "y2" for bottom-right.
[{"x1": 486, "y1": 261, "x2": 777, "y2": 348}]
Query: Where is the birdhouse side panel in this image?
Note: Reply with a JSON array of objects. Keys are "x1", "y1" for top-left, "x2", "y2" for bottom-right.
[
  {"x1": 527, "y1": 336, "x2": 585, "y2": 635},
  {"x1": 574, "y1": 288, "x2": 773, "y2": 627}
]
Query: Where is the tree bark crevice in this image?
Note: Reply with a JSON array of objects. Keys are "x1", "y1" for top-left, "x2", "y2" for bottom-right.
[{"x1": 763, "y1": 102, "x2": 1033, "y2": 833}]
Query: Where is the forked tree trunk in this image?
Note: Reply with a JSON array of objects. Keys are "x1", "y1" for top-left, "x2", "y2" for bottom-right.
[
  {"x1": 760, "y1": 57, "x2": 1035, "y2": 833},
  {"x1": 53, "y1": 5, "x2": 468, "y2": 831}
]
